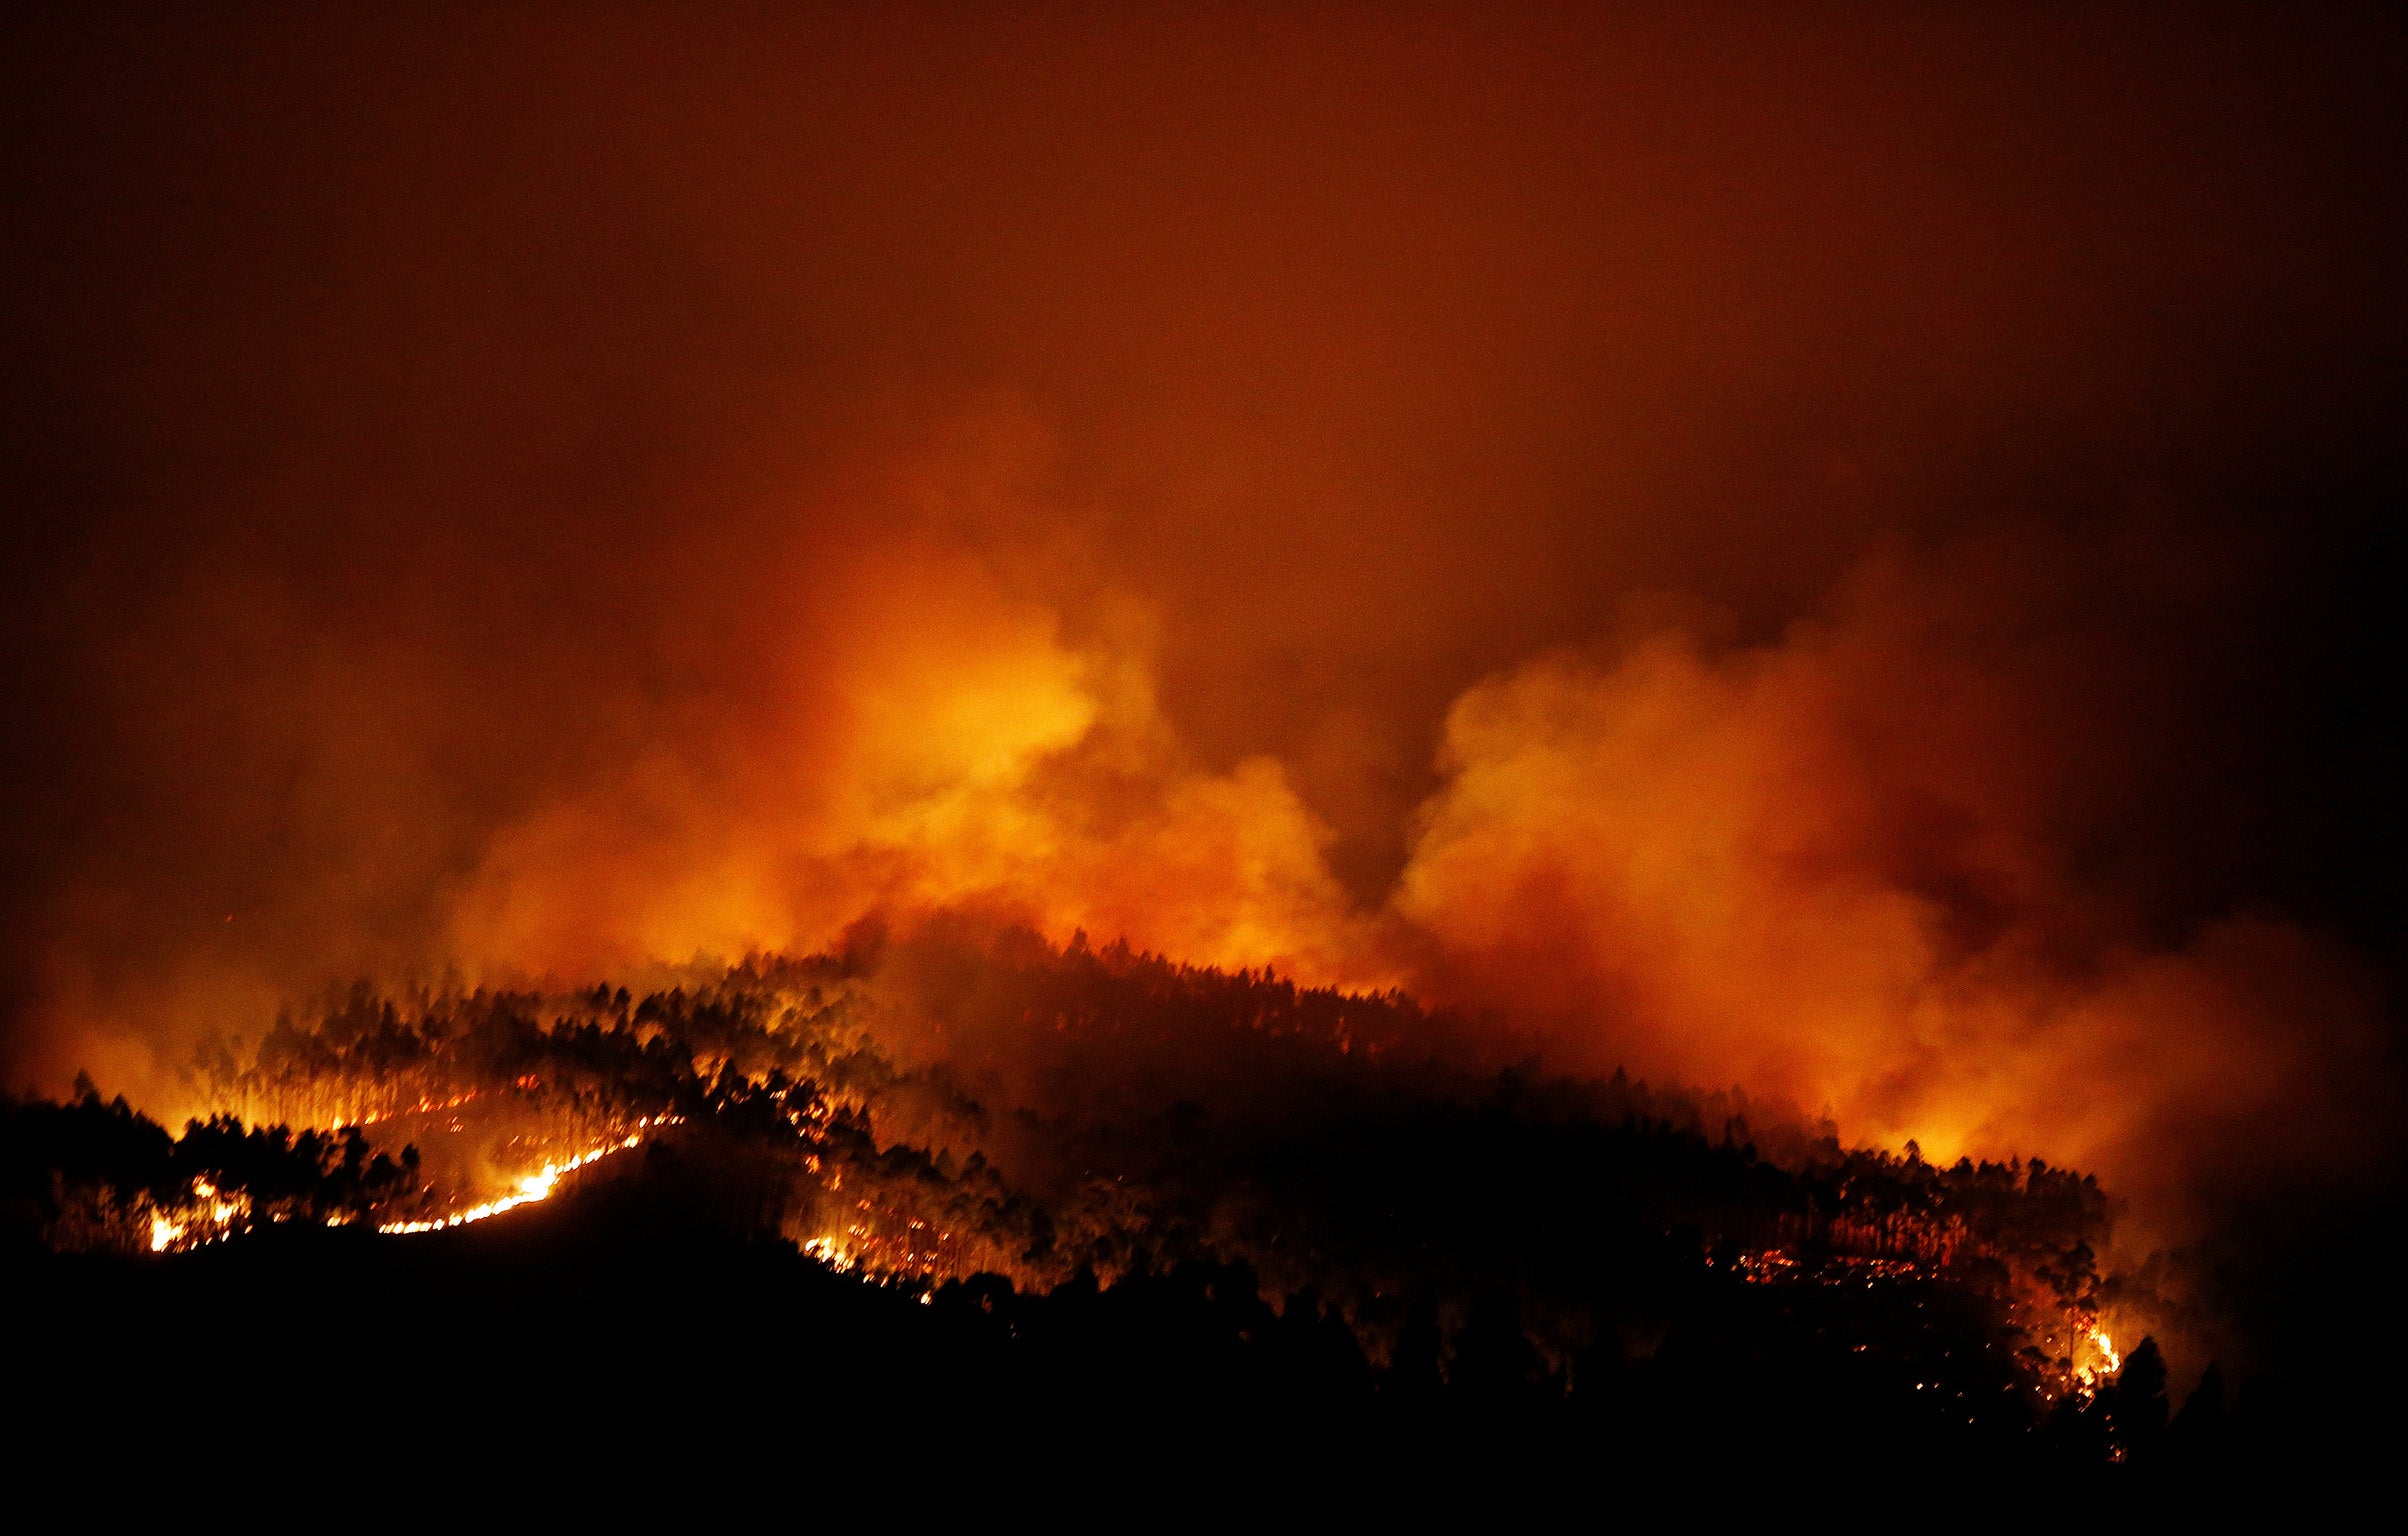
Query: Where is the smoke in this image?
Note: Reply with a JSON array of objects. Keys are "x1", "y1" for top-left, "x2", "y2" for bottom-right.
[
  {"x1": 1393, "y1": 541, "x2": 2398, "y2": 1244},
  {"x1": 5, "y1": 4, "x2": 2405, "y2": 1345},
  {"x1": 442, "y1": 526, "x2": 1386, "y2": 989},
  {"x1": 403, "y1": 511, "x2": 2396, "y2": 1253}
]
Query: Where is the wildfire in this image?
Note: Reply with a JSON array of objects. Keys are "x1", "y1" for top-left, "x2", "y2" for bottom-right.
[
  {"x1": 98, "y1": 951, "x2": 2155, "y2": 1423},
  {"x1": 378, "y1": 1129, "x2": 651, "y2": 1235},
  {"x1": 801, "y1": 1234, "x2": 856, "y2": 1269},
  {"x1": 342, "y1": 1090, "x2": 480, "y2": 1130},
  {"x1": 147, "y1": 1179, "x2": 253, "y2": 1253},
  {"x1": 133, "y1": 1107, "x2": 674, "y2": 1252},
  {"x1": 2074, "y1": 1323, "x2": 2123, "y2": 1390}
]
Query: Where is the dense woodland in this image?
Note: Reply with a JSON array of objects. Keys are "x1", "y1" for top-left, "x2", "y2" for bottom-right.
[{"x1": 4, "y1": 931, "x2": 2296, "y2": 1478}]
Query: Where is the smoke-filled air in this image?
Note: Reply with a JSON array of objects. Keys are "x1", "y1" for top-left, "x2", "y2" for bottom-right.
[{"x1": 6, "y1": 5, "x2": 2403, "y2": 1482}]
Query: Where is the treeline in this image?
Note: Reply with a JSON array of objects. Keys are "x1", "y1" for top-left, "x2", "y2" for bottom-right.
[
  {"x1": 6, "y1": 924, "x2": 2175, "y2": 1461},
  {"x1": 0, "y1": 1084, "x2": 418, "y2": 1252},
  {"x1": 6, "y1": 1154, "x2": 2255, "y2": 1482},
  {"x1": 164, "y1": 936, "x2": 2124, "y2": 1349}
]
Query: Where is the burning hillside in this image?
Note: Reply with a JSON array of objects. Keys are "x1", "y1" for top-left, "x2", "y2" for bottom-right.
[
  {"x1": 7, "y1": 5, "x2": 2403, "y2": 1489},
  {"x1": 9, "y1": 926, "x2": 2234, "y2": 1472}
]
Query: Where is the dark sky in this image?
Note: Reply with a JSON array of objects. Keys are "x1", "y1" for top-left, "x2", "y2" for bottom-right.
[{"x1": 4, "y1": 5, "x2": 2404, "y2": 1252}]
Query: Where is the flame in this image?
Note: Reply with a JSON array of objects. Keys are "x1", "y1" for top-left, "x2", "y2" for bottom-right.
[
  {"x1": 143, "y1": 1176, "x2": 256, "y2": 1254},
  {"x1": 342, "y1": 1091, "x2": 480, "y2": 1131},
  {"x1": 128, "y1": 527, "x2": 2365, "y2": 1273},
  {"x1": 2073, "y1": 1323, "x2": 2123, "y2": 1390},
  {"x1": 378, "y1": 1127, "x2": 654, "y2": 1235}
]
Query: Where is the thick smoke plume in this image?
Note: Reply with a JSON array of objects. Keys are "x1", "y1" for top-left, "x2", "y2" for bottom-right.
[
  {"x1": 406, "y1": 520, "x2": 2399, "y2": 1261},
  {"x1": 1397, "y1": 537, "x2": 2400, "y2": 1247},
  {"x1": 6, "y1": 7, "x2": 2405, "y2": 1379}
]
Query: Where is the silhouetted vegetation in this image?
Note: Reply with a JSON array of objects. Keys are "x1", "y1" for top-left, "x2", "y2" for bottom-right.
[
  {"x1": 2, "y1": 1083, "x2": 416, "y2": 1253},
  {"x1": 3, "y1": 930, "x2": 2299, "y2": 1478}
]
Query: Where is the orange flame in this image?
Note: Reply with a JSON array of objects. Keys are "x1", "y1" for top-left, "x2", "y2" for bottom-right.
[{"x1": 378, "y1": 1127, "x2": 656, "y2": 1235}]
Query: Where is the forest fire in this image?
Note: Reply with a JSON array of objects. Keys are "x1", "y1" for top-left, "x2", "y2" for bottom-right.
[
  {"x1": 7, "y1": 3, "x2": 2402, "y2": 1485},
  {"x1": 0, "y1": 922, "x2": 2343, "y2": 1473},
  {"x1": 2077, "y1": 1325, "x2": 2125, "y2": 1392},
  {"x1": 376, "y1": 1128, "x2": 654, "y2": 1235},
  {"x1": 5, "y1": 935, "x2": 2169, "y2": 1419},
  {"x1": 146, "y1": 1178, "x2": 245, "y2": 1252}
]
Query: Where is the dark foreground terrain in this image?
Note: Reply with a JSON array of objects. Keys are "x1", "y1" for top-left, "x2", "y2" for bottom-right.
[
  {"x1": 8, "y1": 945, "x2": 2378, "y2": 1497},
  {"x1": 11, "y1": 1139, "x2": 2293, "y2": 1499}
]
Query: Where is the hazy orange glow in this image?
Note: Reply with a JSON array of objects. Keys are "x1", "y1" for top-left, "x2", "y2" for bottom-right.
[
  {"x1": 6, "y1": 8, "x2": 2403, "y2": 1361},
  {"x1": 1392, "y1": 563, "x2": 2394, "y2": 1242},
  {"x1": 445, "y1": 539, "x2": 1387, "y2": 990},
  {"x1": 386, "y1": 528, "x2": 2388, "y2": 1255}
]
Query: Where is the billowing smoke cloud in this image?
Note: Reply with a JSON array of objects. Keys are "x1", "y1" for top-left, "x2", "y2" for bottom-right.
[
  {"x1": 406, "y1": 514, "x2": 2396, "y2": 1252},
  {"x1": 1394, "y1": 542, "x2": 2398, "y2": 1244},
  {"x1": 444, "y1": 530, "x2": 1384, "y2": 988},
  {"x1": 5, "y1": 5, "x2": 2404, "y2": 1342}
]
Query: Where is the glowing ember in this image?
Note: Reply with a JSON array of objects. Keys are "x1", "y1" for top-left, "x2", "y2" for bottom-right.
[{"x1": 342, "y1": 1091, "x2": 481, "y2": 1130}]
